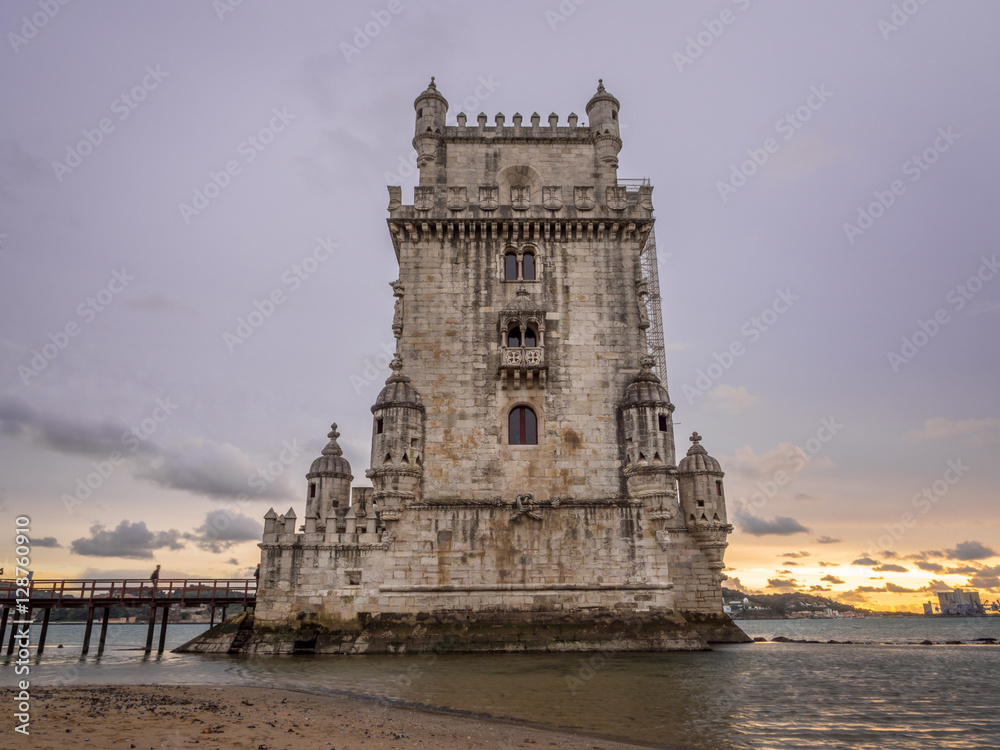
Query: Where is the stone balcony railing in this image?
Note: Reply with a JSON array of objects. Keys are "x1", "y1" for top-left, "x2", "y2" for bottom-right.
[{"x1": 500, "y1": 346, "x2": 545, "y2": 369}]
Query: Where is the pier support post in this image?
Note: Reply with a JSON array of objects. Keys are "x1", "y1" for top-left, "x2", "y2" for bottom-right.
[
  {"x1": 0, "y1": 607, "x2": 8, "y2": 649},
  {"x1": 5, "y1": 612, "x2": 17, "y2": 655},
  {"x1": 144, "y1": 605, "x2": 158, "y2": 654},
  {"x1": 97, "y1": 606, "x2": 111, "y2": 656},
  {"x1": 37, "y1": 608, "x2": 52, "y2": 655},
  {"x1": 81, "y1": 606, "x2": 95, "y2": 655},
  {"x1": 157, "y1": 605, "x2": 169, "y2": 653}
]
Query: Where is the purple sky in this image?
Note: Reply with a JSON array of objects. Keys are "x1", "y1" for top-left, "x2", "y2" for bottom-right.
[{"x1": 1, "y1": 0, "x2": 997, "y2": 609}]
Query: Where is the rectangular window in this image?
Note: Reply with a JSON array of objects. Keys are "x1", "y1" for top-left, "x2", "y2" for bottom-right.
[
  {"x1": 376, "y1": 417, "x2": 384, "y2": 435},
  {"x1": 716, "y1": 480, "x2": 723, "y2": 496},
  {"x1": 658, "y1": 415, "x2": 668, "y2": 431},
  {"x1": 309, "y1": 484, "x2": 316, "y2": 499}
]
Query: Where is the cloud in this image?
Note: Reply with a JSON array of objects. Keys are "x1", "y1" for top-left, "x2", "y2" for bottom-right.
[
  {"x1": 809, "y1": 585, "x2": 831, "y2": 592},
  {"x1": 227, "y1": 558, "x2": 239, "y2": 566},
  {"x1": 821, "y1": 575, "x2": 845, "y2": 585},
  {"x1": 794, "y1": 493, "x2": 819, "y2": 502},
  {"x1": 837, "y1": 591, "x2": 870, "y2": 604},
  {"x1": 135, "y1": 438, "x2": 296, "y2": 501},
  {"x1": 915, "y1": 561, "x2": 944, "y2": 573},
  {"x1": 738, "y1": 514, "x2": 809, "y2": 537},
  {"x1": 0, "y1": 397, "x2": 138, "y2": 458},
  {"x1": 924, "y1": 579, "x2": 954, "y2": 592},
  {"x1": 912, "y1": 550, "x2": 945, "y2": 560},
  {"x1": 873, "y1": 564, "x2": 908, "y2": 573},
  {"x1": 945, "y1": 565, "x2": 980, "y2": 575},
  {"x1": 781, "y1": 551, "x2": 810, "y2": 558},
  {"x1": 71, "y1": 520, "x2": 184, "y2": 559},
  {"x1": 706, "y1": 384, "x2": 758, "y2": 414},
  {"x1": 780, "y1": 562, "x2": 800, "y2": 567},
  {"x1": 851, "y1": 557, "x2": 879, "y2": 566},
  {"x1": 725, "y1": 442, "x2": 833, "y2": 481},
  {"x1": 817, "y1": 561, "x2": 839, "y2": 567},
  {"x1": 767, "y1": 578, "x2": 798, "y2": 589},
  {"x1": 945, "y1": 541, "x2": 997, "y2": 561},
  {"x1": 966, "y1": 566, "x2": 1000, "y2": 592},
  {"x1": 813, "y1": 536, "x2": 841, "y2": 544},
  {"x1": 185, "y1": 510, "x2": 264, "y2": 553},
  {"x1": 776, "y1": 569, "x2": 795, "y2": 574},
  {"x1": 32, "y1": 536, "x2": 60, "y2": 548},
  {"x1": 906, "y1": 417, "x2": 1000, "y2": 445},
  {"x1": 884, "y1": 582, "x2": 920, "y2": 594}
]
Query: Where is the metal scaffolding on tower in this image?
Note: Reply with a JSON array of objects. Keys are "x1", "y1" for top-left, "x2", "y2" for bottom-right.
[{"x1": 640, "y1": 225, "x2": 667, "y2": 385}]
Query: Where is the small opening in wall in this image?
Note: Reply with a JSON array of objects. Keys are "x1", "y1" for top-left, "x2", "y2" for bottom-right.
[
  {"x1": 522, "y1": 252, "x2": 536, "y2": 281},
  {"x1": 716, "y1": 480, "x2": 722, "y2": 496},
  {"x1": 309, "y1": 484, "x2": 316, "y2": 499},
  {"x1": 658, "y1": 415, "x2": 668, "y2": 431},
  {"x1": 376, "y1": 417, "x2": 384, "y2": 434},
  {"x1": 697, "y1": 499, "x2": 705, "y2": 507}
]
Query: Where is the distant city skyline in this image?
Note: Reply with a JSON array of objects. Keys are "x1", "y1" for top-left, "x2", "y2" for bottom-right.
[{"x1": 1, "y1": 1, "x2": 997, "y2": 612}]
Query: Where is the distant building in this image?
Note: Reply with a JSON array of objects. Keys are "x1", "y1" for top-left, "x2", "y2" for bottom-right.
[{"x1": 937, "y1": 589, "x2": 984, "y2": 616}]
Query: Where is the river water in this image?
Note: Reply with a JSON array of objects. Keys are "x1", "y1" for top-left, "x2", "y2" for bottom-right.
[{"x1": 3, "y1": 617, "x2": 999, "y2": 749}]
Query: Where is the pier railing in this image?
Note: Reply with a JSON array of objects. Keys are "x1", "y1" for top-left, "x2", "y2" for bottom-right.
[{"x1": 0, "y1": 578, "x2": 256, "y2": 657}]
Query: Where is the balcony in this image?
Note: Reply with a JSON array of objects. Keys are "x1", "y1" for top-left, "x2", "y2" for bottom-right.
[{"x1": 499, "y1": 346, "x2": 546, "y2": 389}]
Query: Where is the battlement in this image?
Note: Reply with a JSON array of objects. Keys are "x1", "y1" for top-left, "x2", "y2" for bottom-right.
[{"x1": 446, "y1": 111, "x2": 593, "y2": 141}]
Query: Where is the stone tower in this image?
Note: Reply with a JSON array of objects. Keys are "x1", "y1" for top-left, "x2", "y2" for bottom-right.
[{"x1": 185, "y1": 80, "x2": 748, "y2": 655}]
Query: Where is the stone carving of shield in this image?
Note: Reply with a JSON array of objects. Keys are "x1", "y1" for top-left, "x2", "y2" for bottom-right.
[
  {"x1": 510, "y1": 185, "x2": 530, "y2": 210},
  {"x1": 479, "y1": 185, "x2": 499, "y2": 211},
  {"x1": 447, "y1": 186, "x2": 467, "y2": 211},
  {"x1": 542, "y1": 186, "x2": 563, "y2": 210},
  {"x1": 606, "y1": 186, "x2": 628, "y2": 210},
  {"x1": 414, "y1": 186, "x2": 434, "y2": 211},
  {"x1": 574, "y1": 186, "x2": 595, "y2": 211}
]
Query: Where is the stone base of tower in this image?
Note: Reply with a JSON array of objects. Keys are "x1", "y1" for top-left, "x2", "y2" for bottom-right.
[{"x1": 178, "y1": 607, "x2": 746, "y2": 654}]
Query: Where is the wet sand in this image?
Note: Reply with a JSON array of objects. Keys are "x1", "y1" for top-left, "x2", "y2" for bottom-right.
[{"x1": 10, "y1": 684, "x2": 660, "y2": 749}]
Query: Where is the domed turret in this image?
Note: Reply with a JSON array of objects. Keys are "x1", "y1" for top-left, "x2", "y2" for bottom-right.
[
  {"x1": 620, "y1": 357, "x2": 677, "y2": 515},
  {"x1": 367, "y1": 355, "x2": 425, "y2": 521},
  {"x1": 677, "y1": 432, "x2": 732, "y2": 576},
  {"x1": 413, "y1": 77, "x2": 448, "y2": 174},
  {"x1": 305, "y1": 423, "x2": 353, "y2": 529},
  {"x1": 586, "y1": 79, "x2": 622, "y2": 167}
]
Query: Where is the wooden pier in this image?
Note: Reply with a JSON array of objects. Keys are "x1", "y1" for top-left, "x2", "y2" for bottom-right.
[{"x1": 0, "y1": 579, "x2": 256, "y2": 656}]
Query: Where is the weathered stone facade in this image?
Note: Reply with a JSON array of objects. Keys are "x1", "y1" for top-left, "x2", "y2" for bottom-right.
[{"x1": 182, "y1": 80, "x2": 747, "y2": 655}]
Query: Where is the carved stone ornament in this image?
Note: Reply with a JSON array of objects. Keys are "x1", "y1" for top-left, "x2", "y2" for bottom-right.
[
  {"x1": 606, "y1": 185, "x2": 628, "y2": 211},
  {"x1": 414, "y1": 186, "x2": 434, "y2": 211},
  {"x1": 479, "y1": 185, "x2": 499, "y2": 211},
  {"x1": 638, "y1": 185, "x2": 654, "y2": 211},
  {"x1": 510, "y1": 493, "x2": 543, "y2": 522},
  {"x1": 391, "y1": 280, "x2": 404, "y2": 338},
  {"x1": 542, "y1": 186, "x2": 563, "y2": 210},
  {"x1": 574, "y1": 186, "x2": 595, "y2": 211},
  {"x1": 447, "y1": 186, "x2": 468, "y2": 211},
  {"x1": 511, "y1": 185, "x2": 530, "y2": 210},
  {"x1": 656, "y1": 529, "x2": 671, "y2": 551}
]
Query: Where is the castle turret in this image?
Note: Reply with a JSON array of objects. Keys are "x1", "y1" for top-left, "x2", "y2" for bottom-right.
[
  {"x1": 677, "y1": 432, "x2": 732, "y2": 576},
  {"x1": 585, "y1": 79, "x2": 622, "y2": 170},
  {"x1": 305, "y1": 424, "x2": 352, "y2": 531},
  {"x1": 620, "y1": 356, "x2": 677, "y2": 517},
  {"x1": 413, "y1": 76, "x2": 448, "y2": 180},
  {"x1": 366, "y1": 355, "x2": 424, "y2": 522}
]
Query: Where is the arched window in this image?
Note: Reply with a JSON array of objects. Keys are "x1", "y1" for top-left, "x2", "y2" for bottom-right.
[
  {"x1": 509, "y1": 406, "x2": 538, "y2": 445},
  {"x1": 522, "y1": 252, "x2": 535, "y2": 281},
  {"x1": 523, "y1": 327, "x2": 537, "y2": 348},
  {"x1": 504, "y1": 252, "x2": 518, "y2": 281},
  {"x1": 507, "y1": 327, "x2": 522, "y2": 347}
]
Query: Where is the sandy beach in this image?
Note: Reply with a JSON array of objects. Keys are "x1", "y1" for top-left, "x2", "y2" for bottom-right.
[{"x1": 8, "y1": 684, "x2": 659, "y2": 749}]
